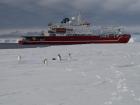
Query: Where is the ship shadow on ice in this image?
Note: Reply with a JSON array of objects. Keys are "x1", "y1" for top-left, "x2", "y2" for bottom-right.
[{"x1": 0, "y1": 43, "x2": 50, "y2": 49}]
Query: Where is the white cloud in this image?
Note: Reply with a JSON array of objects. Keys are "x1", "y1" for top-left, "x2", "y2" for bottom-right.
[
  {"x1": 128, "y1": 1, "x2": 140, "y2": 12},
  {"x1": 102, "y1": 0, "x2": 137, "y2": 12},
  {"x1": 1, "y1": 0, "x2": 140, "y2": 13},
  {"x1": 0, "y1": 0, "x2": 28, "y2": 5},
  {"x1": 37, "y1": 0, "x2": 65, "y2": 6},
  {"x1": 72, "y1": 0, "x2": 101, "y2": 10}
]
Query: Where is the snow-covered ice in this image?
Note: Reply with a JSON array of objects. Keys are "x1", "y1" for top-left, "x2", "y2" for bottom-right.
[{"x1": 0, "y1": 43, "x2": 140, "y2": 105}]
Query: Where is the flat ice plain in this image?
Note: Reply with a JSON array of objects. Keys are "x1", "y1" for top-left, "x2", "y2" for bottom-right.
[{"x1": 0, "y1": 42, "x2": 140, "y2": 105}]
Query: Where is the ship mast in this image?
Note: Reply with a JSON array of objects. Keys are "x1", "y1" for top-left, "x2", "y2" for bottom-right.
[{"x1": 77, "y1": 13, "x2": 82, "y2": 25}]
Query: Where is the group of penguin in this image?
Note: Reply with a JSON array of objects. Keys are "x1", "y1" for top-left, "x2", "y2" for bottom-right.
[{"x1": 17, "y1": 53, "x2": 72, "y2": 65}]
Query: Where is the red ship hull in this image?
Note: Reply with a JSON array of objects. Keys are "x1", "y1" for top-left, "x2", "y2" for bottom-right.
[{"x1": 18, "y1": 34, "x2": 131, "y2": 45}]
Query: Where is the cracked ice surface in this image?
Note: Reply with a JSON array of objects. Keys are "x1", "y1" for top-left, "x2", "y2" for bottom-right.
[{"x1": 0, "y1": 43, "x2": 140, "y2": 105}]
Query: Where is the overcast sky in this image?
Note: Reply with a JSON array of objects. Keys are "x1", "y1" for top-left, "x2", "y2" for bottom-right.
[{"x1": 0, "y1": 0, "x2": 140, "y2": 29}]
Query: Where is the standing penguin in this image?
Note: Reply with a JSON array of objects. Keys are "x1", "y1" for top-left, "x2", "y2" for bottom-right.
[
  {"x1": 43, "y1": 58, "x2": 48, "y2": 64},
  {"x1": 57, "y1": 54, "x2": 62, "y2": 61},
  {"x1": 17, "y1": 55, "x2": 21, "y2": 61}
]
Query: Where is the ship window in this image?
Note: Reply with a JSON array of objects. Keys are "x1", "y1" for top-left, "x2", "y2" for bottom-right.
[
  {"x1": 40, "y1": 38, "x2": 44, "y2": 41},
  {"x1": 32, "y1": 37, "x2": 36, "y2": 41},
  {"x1": 22, "y1": 37, "x2": 26, "y2": 40},
  {"x1": 25, "y1": 37, "x2": 30, "y2": 41}
]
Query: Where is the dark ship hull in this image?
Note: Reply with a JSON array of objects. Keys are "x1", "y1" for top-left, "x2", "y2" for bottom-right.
[{"x1": 18, "y1": 34, "x2": 131, "y2": 45}]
